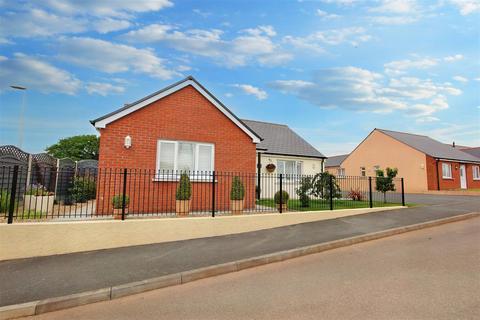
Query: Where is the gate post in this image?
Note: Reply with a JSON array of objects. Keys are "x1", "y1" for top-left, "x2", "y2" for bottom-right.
[
  {"x1": 329, "y1": 174, "x2": 333, "y2": 210},
  {"x1": 368, "y1": 176, "x2": 373, "y2": 208},
  {"x1": 211, "y1": 171, "x2": 216, "y2": 217},
  {"x1": 8, "y1": 165, "x2": 19, "y2": 224},
  {"x1": 121, "y1": 168, "x2": 127, "y2": 221},
  {"x1": 401, "y1": 178, "x2": 405, "y2": 206},
  {"x1": 279, "y1": 174, "x2": 283, "y2": 213}
]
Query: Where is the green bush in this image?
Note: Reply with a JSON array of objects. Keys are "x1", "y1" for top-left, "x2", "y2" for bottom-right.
[
  {"x1": 176, "y1": 173, "x2": 191, "y2": 200},
  {"x1": 112, "y1": 194, "x2": 130, "y2": 209},
  {"x1": 230, "y1": 176, "x2": 245, "y2": 200},
  {"x1": 0, "y1": 189, "x2": 11, "y2": 213},
  {"x1": 311, "y1": 172, "x2": 341, "y2": 200},
  {"x1": 376, "y1": 167, "x2": 398, "y2": 203},
  {"x1": 70, "y1": 176, "x2": 96, "y2": 203},
  {"x1": 296, "y1": 177, "x2": 312, "y2": 207},
  {"x1": 274, "y1": 190, "x2": 289, "y2": 204}
]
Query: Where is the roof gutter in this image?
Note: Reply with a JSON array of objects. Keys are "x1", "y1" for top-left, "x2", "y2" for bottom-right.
[{"x1": 434, "y1": 157, "x2": 480, "y2": 164}]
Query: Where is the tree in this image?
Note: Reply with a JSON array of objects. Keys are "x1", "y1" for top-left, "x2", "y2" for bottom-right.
[
  {"x1": 296, "y1": 176, "x2": 313, "y2": 207},
  {"x1": 46, "y1": 135, "x2": 99, "y2": 161},
  {"x1": 311, "y1": 172, "x2": 341, "y2": 200},
  {"x1": 375, "y1": 167, "x2": 398, "y2": 203}
]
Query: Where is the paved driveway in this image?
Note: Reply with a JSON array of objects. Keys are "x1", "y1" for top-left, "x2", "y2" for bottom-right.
[{"x1": 32, "y1": 217, "x2": 480, "y2": 320}]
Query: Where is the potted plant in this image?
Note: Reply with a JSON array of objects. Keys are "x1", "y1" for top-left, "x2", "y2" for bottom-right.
[
  {"x1": 24, "y1": 184, "x2": 55, "y2": 214},
  {"x1": 112, "y1": 194, "x2": 130, "y2": 219},
  {"x1": 176, "y1": 173, "x2": 191, "y2": 216},
  {"x1": 274, "y1": 190, "x2": 289, "y2": 212},
  {"x1": 230, "y1": 176, "x2": 245, "y2": 215},
  {"x1": 266, "y1": 163, "x2": 276, "y2": 173}
]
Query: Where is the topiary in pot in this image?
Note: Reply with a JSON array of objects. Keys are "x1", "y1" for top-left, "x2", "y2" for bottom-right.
[
  {"x1": 230, "y1": 176, "x2": 245, "y2": 215},
  {"x1": 176, "y1": 173, "x2": 192, "y2": 216},
  {"x1": 274, "y1": 190, "x2": 289, "y2": 212},
  {"x1": 112, "y1": 194, "x2": 130, "y2": 219}
]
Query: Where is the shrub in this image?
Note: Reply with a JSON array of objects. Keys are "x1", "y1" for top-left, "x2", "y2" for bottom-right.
[
  {"x1": 296, "y1": 176, "x2": 312, "y2": 207},
  {"x1": 176, "y1": 173, "x2": 191, "y2": 200},
  {"x1": 0, "y1": 189, "x2": 11, "y2": 213},
  {"x1": 348, "y1": 189, "x2": 363, "y2": 201},
  {"x1": 25, "y1": 184, "x2": 53, "y2": 196},
  {"x1": 274, "y1": 190, "x2": 289, "y2": 205},
  {"x1": 230, "y1": 176, "x2": 245, "y2": 200},
  {"x1": 112, "y1": 194, "x2": 130, "y2": 209},
  {"x1": 70, "y1": 176, "x2": 96, "y2": 203}
]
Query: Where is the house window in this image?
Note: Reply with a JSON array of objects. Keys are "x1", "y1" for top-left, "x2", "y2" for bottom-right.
[
  {"x1": 156, "y1": 140, "x2": 214, "y2": 174},
  {"x1": 337, "y1": 168, "x2": 345, "y2": 176},
  {"x1": 360, "y1": 167, "x2": 366, "y2": 177},
  {"x1": 473, "y1": 166, "x2": 480, "y2": 180},
  {"x1": 277, "y1": 160, "x2": 302, "y2": 177},
  {"x1": 442, "y1": 163, "x2": 452, "y2": 179}
]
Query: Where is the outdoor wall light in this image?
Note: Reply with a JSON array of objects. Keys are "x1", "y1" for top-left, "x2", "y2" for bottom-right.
[{"x1": 124, "y1": 135, "x2": 132, "y2": 149}]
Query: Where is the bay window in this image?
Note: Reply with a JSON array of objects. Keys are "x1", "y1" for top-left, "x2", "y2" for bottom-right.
[{"x1": 156, "y1": 140, "x2": 214, "y2": 176}]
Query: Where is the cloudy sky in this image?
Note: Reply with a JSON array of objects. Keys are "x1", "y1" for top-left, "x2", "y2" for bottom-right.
[{"x1": 0, "y1": 0, "x2": 479, "y2": 155}]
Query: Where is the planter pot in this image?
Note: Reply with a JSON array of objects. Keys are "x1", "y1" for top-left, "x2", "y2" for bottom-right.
[
  {"x1": 24, "y1": 195, "x2": 55, "y2": 214},
  {"x1": 275, "y1": 203, "x2": 288, "y2": 212},
  {"x1": 113, "y1": 208, "x2": 128, "y2": 220},
  {"x1": 230, "y1": 199, "x2": 244, "y2": 215},
  {"x1": 176, "y1": 200, "x2": 190, "y2": 216}
]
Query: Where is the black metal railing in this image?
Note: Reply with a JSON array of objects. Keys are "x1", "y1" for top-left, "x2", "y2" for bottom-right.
[{"x1": 0, "y1": 166, "x2": 405, "y2": 223}]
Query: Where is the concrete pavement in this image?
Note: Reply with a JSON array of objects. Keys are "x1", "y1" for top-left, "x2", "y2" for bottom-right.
[
  {"x1": 0, "y1": 194, "x2": 478, "y2": 308},
  {"x1": 30, "y1": 217, "x2": 480, "y2": 320}
]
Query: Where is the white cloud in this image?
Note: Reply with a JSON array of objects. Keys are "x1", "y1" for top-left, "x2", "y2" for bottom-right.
[
  {"x1": 284, "y1": 27, "x2": 371, "y2": 54},
  {"x1": 85, "y1": 82, "x2": 125, "y2": 96},
  {"x1": 316, "y1": 9, "x2": 341, "y2": 19},
  {"x1": 449, "y1": 0, "x2": 480, "y2": 15},
  {"x1": 370, "y1": 15, "x2": 418, "y2": 24},
  {"x1": 56, "y1": 37, "x2": 177, "y2": 79},
  {"x1": 370, "y1": 0, "x2": 418, "y2": 14},
  {"x1": 384, "y1": 57, "x2": 438, "y2": 75},
  {"x1": 234, "y1": 84, "x2": 268, "y2": 100},
  {"x1": 269, "y1": 66, "x2": 461, "y2": 120},
  {"x1": 43, "y1": 0, "x2": 173, "y2": 18},
  {"x1": 92, "y1": 18, "x2": 131, "y2": 34},
  {"x1": 122, "y1": 24, "x2": 291, "y2": 67},
  {"x1": 0, "y1": 53, "x2": 81, "y2": 94},
  {"x1": 0, "y1": 9, "x2": 87, "y2": 39},
  {"x1": 444, "y1": 54, "x2": 463, "y2": 61},
  {"x1": 453, "y1": 75, "x2": 468, "y2": 83}
]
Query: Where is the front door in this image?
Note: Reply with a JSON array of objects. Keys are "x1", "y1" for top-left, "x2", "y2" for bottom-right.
[{"x1": 459, "y1": 164, "x2": 467, "y2": 189}]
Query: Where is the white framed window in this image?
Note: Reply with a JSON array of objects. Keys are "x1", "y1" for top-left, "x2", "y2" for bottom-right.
[
  {"x1": 360, "y1": 167, "x2": 366, "y2": 177},
  {"x1": 156, "y1": 140, "x2": 214, "y2": 177},
  {"x1": 277, "y1": 160, "x2": 302, "y2": 178},
  {"x1": 442, "y1": 163, "x2": 452, "y2": 179},
  {"x1": 337, "y1": 168, "x2": 345, "y2": 176},
  {"x1": 473, "y1": 166, "x2": 480, "y2": 180}
]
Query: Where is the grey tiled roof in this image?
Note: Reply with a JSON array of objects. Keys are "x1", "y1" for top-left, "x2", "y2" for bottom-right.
[
  {"x1": 325, "y1": 154, "x2": 349, "y2": 167},
  {"x1": 242, "y1": 120, "x2": 325, "y2": 158},
  {"x1": 377, "y1": 129, "x2": 480, "y2": 162},
  {"x1": 461, "y1": 147, "x2": 480, "y2": 159}
]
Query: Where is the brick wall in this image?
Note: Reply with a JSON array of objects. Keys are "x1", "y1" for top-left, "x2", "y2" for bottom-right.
[
  {"x1": 96, "y1": 85, "x2": 257, "y2": 214},
  {"x1": 426, "y1": 155, "x2": 480, "y2": 190}
]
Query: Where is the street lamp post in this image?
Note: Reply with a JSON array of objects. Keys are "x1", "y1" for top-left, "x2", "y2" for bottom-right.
[{"x1": 10, "y1": 85, "x2": 27, "y2": 149}]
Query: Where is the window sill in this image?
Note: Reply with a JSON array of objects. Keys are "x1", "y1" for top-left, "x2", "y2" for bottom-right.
[
  {"x1": 152, "y1": 176, "x2": 216, "y2": 183},
  {"x1": 473, "y1": 178, "x2": 480, "y2": 181},
  {"x1": 442, "y1": 177, "x2": 453, "y2": 180}
]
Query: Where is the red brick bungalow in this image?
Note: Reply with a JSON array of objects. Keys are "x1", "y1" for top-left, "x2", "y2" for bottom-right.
[{"x1": 90, "y1": 76, "x2": 262, "y2": 214}]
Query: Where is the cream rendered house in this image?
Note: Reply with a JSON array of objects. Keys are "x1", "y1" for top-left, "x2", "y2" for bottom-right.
[{"x1": 242, "y1": 120, "x2": 326, "y2": 198}]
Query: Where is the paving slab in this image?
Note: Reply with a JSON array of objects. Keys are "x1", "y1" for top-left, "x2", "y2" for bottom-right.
[{"x1": 0, "y1": 194, "x2": 478, "y2": 308}]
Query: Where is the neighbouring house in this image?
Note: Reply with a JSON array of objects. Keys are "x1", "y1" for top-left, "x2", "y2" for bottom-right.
[
  {"x1": 242, "y1": 120, "x2": 326, "y2": 199},
  {"x1": 90, "y1": 76, "x2": 262, "y2": 213},
  {"x1": 325, "y1": 154, "x2": 349, "y2": 176},
  {"x1": 90, "y1": 76, "x2": 325, "y2": 213},
  {"x1": 340, "y1": 128, "x2": 480, "y2": 193}
]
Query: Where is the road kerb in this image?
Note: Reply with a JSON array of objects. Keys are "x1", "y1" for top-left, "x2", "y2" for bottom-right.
[{"x1": 0, "y1": 211, "x2": 478, "y2": 319}]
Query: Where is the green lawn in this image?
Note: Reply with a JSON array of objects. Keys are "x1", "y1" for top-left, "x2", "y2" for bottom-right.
[{"x1": 256, "y1": 199, "x2": 404, "y2": 211}]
